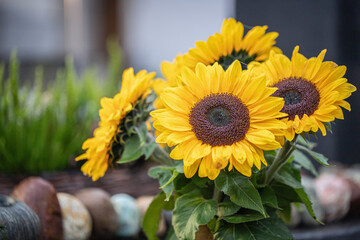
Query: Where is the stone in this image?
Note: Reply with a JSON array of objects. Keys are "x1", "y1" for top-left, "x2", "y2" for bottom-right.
[
  {"x1": 136, "y1": 195, "x2": 166, "y2": 236},
  {"x1": 57, "y1": 192, "x2": 92, "y2": 240},
  {"x1": 75, "y1": 188, "x2": 117, "y2": 239},
  {"x1": 111, "y1": 193, "x2": 141, "y2": 237},
  {"x1": 336, "y1": 168, "x2": 360, "y2": 216},
  {"x1": 315, "y1": 173, "x2": 351, "y2": 222},
  {"x1": 11, "y1": 177, "x2": 63, "y2": 240}
]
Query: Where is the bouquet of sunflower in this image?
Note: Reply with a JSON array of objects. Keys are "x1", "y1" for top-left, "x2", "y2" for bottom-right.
[{"x1": 76, "y1": 18, "x2": 356, "y2": 239}]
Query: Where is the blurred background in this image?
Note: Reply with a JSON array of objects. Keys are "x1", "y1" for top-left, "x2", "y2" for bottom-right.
[{"x1": 0, "y1": 0, "x2": 358, "y2": 168}]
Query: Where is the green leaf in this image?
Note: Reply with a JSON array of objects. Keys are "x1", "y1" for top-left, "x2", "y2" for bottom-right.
[
  {"x1": 277, "y1": 200, "x2": 291, "y2": 224},
  {"x1": 296, "y1": 135, "x2": 316, "y2": 149},
  {"x1": 165, "y1": 226, "x2": 179, "y2": 240},
  {"x1": 217, "y1": 199, "x2": 241, "y2": 217},
  {"x1": 296, "y1": 144, "x2": 331, "y2": 166},
  {"x1": 160, "y1": 171, "x2": 179, "y2": 191},
  {"x1": 260, "y1": 187, "x2": 279, "y2": 209},
  {"x1": 177, "y1": 175, "x2": 214, "y2": 199},
  {"x1": 215, "y1": 171, "x2": 266, "y2": 216},
  {"x1": 208, "y1": 217, "x2": 221, "y2": 233},
  {"x1": 291, "y1": 150, "x2": 318, "y2": 176},
  {"x1": 274, "y1": 166, "x2": 302, "y2": 189},
  {"x1": 173, "y1": 173, "x2": 191, "y2": 191},
  {"x1": 148, "y1": 166, "x2": 175, "y2": 201},
  {"x1": 295, "y1": 187, "x2": 322, "y2": 224},
  {"x1": 142, "y1": 192, "x2": 167, "y2": 240},
  {"x1": 274, "y1": 164, "x2": 321, "y2": 224},
  {"x1": 117, "y1": 134, "x2": 144, "y2": 163},
  {"x1": 223, "y1": 210, "x2": 266, "y2": 224},
  {"x1": 214, "y1": 223, "x2": 243, "y2": 240},
  {"x1": 134, "y1": 122, "x2": 148, "y2": 145},
  {"x1": 143, "y1": 141, "x2": 157, "y2": 159},
  {"x1": 172, "y1": 191, "x2": 218, "y2": 240},
  {"x1": 214, "y1": 211, "x2": 293, "y2": 240}
]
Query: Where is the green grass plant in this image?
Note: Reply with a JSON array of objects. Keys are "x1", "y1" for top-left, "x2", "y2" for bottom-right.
[{"x1": 0, "y1": 40, "x2": 123, "y2": 173}]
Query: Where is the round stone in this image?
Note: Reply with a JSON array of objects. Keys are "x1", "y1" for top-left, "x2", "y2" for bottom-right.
[
  {"x1": 11, "y1": 177, "x2": 63, "y2": 240},
  {"x1": 75, "y1": 188, "x2": 118, "y2": 239},
  {"x1": 189, "y1": 93, "x2": 250, "y2": 146},
  {"x1": 111, "y1": 193, "x2": 141, "y2": 237},
  {"x1": 314, "y1": 173, "x2": 351, "y2": 222},
  {"x1": 57, "y1": 193, "x2": 92, "y2": 240}
]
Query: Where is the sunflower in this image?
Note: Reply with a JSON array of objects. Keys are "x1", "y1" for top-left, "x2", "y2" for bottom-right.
[
  {"x1": 151, "y1": 61, "x2": 287, "y2": 180},
  {"x1": 76, "y1": 68, "x2": 155, "y2": 181},
  {"x1": 249, "y1": 46, "x2": 356, "y2": 141},
  {"x1": 182, "y1": 18, "x2": 280, "y2": 71},
  {"x1": 153, "y1": 18, "x2": 280, "y2": 108}
]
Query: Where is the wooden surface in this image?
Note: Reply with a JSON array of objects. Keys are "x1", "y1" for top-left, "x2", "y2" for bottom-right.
[{"x1": 0, "y1": 162, "x2": 160, "y2": 198}]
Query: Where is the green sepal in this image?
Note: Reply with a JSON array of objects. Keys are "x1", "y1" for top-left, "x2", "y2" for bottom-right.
[
  {"x1": 134, "y1": 122, "x2": 148, "y2": 145},
  {"x1": 143, "y1": 141, "x2": 157, "y2": 159},
  {"x1": 324, "y1": 122, "x2": 333, "y2": 134},
  {"x1": 214, "y1": 210, "x2": 293, "y2": 240},
  {"x1": 172, "y1": 190, "x2": 218, "y2": 240},
  {"x1": 215, "y1": 170, "x2": 266, "y2": 216}
]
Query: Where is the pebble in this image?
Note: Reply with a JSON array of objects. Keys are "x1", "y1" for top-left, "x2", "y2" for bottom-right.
[
  {"x1": 315, "y1": 173, "x2": 351, "y2": 222},
  {"x1": 75, "y1": 188, "x2": 118, "y2": 239},
  {"x1": 111, "y1": 193, "x2": 141, "y2": 237},
  {"x1": 57, "y1": 192, "x2": 92, "y2": 240},
  {"x1": 11, "y1": 177, "x2": 63, "y2": 240}
]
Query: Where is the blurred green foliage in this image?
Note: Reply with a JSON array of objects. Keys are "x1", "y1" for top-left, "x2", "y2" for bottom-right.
[{"x1": 0, "y1": 39, "x2": 123, "y2": 173}]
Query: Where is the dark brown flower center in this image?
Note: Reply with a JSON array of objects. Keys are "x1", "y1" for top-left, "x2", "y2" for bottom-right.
[
  {"x1": 189, "y1": 93, "x2": 250, "y2": 146},
  {"x1": 272, "y1": 78, "x2": 320, "y2": 120}
]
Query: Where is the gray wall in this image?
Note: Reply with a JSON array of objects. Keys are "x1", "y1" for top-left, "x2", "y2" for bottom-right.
[{"x1": 236, "y1": 0, "x2": 359, "y2": 164}]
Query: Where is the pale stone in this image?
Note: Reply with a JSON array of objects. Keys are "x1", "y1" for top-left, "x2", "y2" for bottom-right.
[
  {"x1": 57, "y1": 193, "x2": 92, "y2": 240},
  {"x1": 315, "y1": 173, "x2": 351, "y2": 222},
  {"x1": 111, "y1": 193, "x2": 141, "y2": 237}
]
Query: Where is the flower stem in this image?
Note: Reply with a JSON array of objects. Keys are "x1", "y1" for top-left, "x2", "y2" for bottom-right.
[
  {"x1": 147, "y1": 133, "x2": 175, "y2": 166},
  {"x1": 212, "y1": 185, "x2": 222, "y2": 203},
  {"x1": 264, "y1": 136, "x2": 298, "y2": 184}
]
